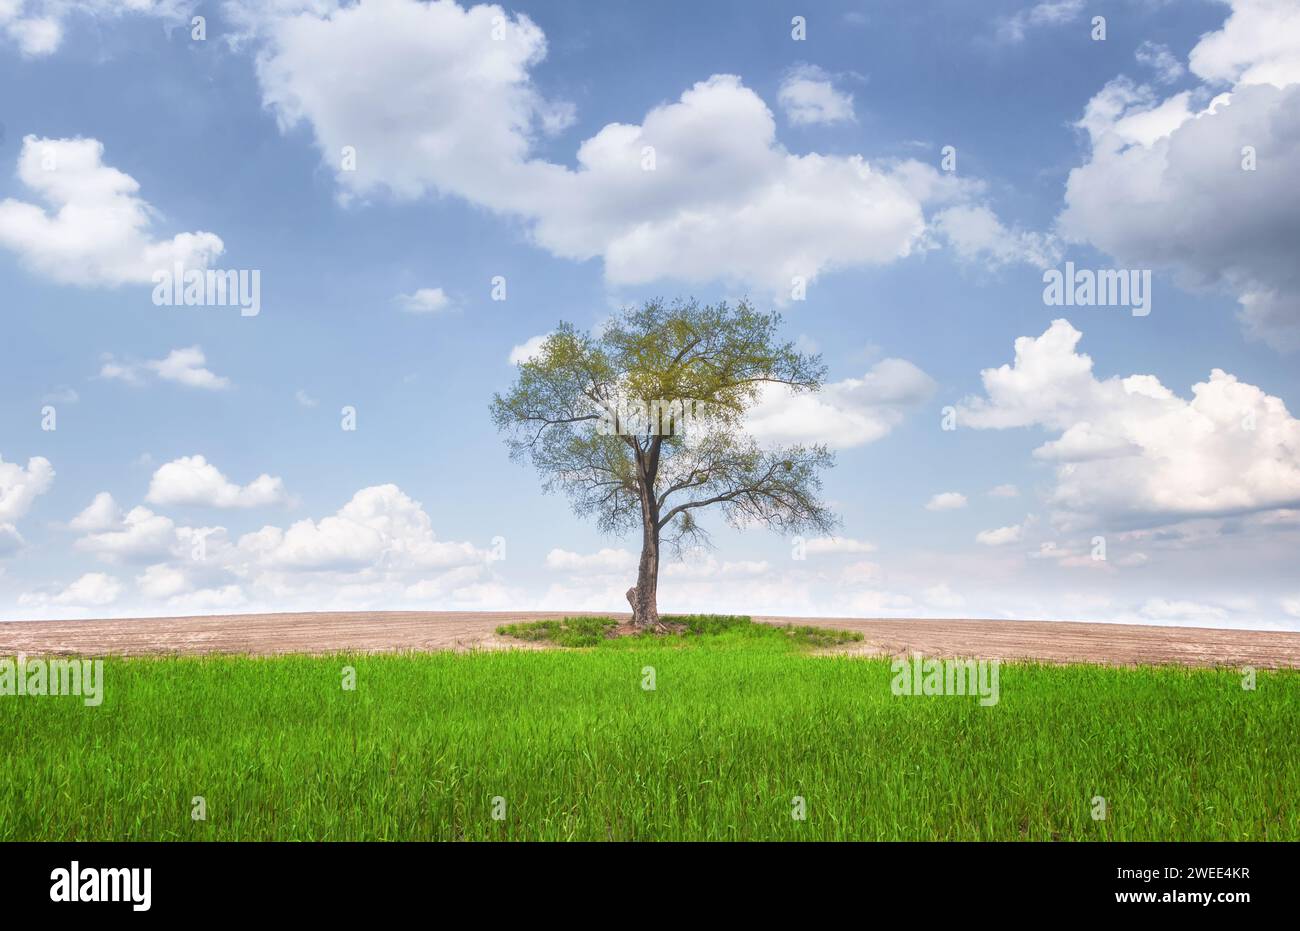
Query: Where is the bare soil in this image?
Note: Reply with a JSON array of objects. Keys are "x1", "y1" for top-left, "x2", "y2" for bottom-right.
[{"x1": 0, "y1": 611, "x2": 1296, "y2": 668}]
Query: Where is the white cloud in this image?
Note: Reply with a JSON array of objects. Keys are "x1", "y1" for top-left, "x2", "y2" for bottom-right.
[
  {"x1": 0, "y1": 1, "x2": 191, "y2": 58},
  {"x1": 844, "y1": 589, "x2": 915, "y2": 613},
  {"x1": 746, "y1": 357, "x2": 935, "y2": 448},
  {"x1": 101, "y1": 346, "x2": 231, "y2": 391},
  {"x1": 1140, "y1": 598, "x2": 1229, "y2": 625},
  {"x1": 55, "y1": 572, "x2": 123, "y2": 607},
  {"x1": 0, "y1": 454, "x2": 54, "y2": 524},
  {"x1": 1188, "y1": 0, "x2": 1300, "y2": 88},
  {"x1": 61, "y1": 480, "x2": 495, "y2": 613},
  {"x1": 1135, "y1": 41, "x2": 1185, "y2": 85},
  {"x1": 70, "y1": 491, "x2": 120, "y2": 532},
  {"x1": 531, "y1": 75, "x2": 950, "y2": 294},
  {"x1": 0, "y1": 453, "x2": 53, "y2": 557},
  {"x1": 959, "y1": 319, "x2": 1300, "y2": 530},
  {"x1": 150, "y1": 347, "x2": 231, "y2": 390},
  {"x1": 247, "y1": 0, "x2": 1011, "y2": 296},
  {"x1": 932, "y1": 204, "x2": 1060, "y2": 270},
  {"x1": 794, "y1": 334, "x2": 819, "y2": 355},
  {"x1": 395, "y1": 287, "x2": 453, "y2": 314},
  {"x1": 74, "y1": 505, "x2": 181, "y2": 563},
  {"x1": 1059, "y1": 0, "x2": 1300, "y2": 349},
  {"x1": 295, "y1": 389, "x2": 319, "y2": 407},
  {"x1": 5, "y1": 14, "x2": 61, "y2": 56},
  {"x1": 253, "y1": 0, "x2": 560, "y2": 207},
  {"x1": 42, "y1": 386, "x2": 79, "y2": 404},
  {"x1": 545, "y1": 547, "x2": 636, "y2": 573},
  {"x1": 0, "y1": 136, "x2": 223, "y2": 286},
  {"x1": 147, "y1": 455, "x2": 289, "y2": 509},
  {"x1": 136, "y1": 563, "x2": 190, "y2": 600},
  {"x1": 99, "y1": 357, "x2": 143, "y2": 385},
  {"x1": 989, "y1": 484, "x2": 1020, "y2": 498},
  {"x1": 996, "y1": 0, "x2": 1084, "y2": 44},
  {"x1": 508, "y1": 333, "x2": 550, "y2": 365},
  {"x1": 165, "y1": 584, "x2": 247, "y2": 612},
  {"x1": 0, "y1": 524, "x2": 22, "y2": 555},
  {"x1": 778, "y1": 64, "x2": 855, "y2": 126},
  {"x1": 923, "y1": 582, "x2": 966, "y2": 609},
  {"x1": 803, "y1": 536, "x2": 876, "y2": 556},
  {"x1": 926, "y1": 492, "x2": 968, "y2": 511},
  {"x1": 838, "y1": 560, "x2": 882, "y2": 584},
  {"x1": 663, "y1": 549, "x2": 771, "y2": 580},
  {"x1": 20, "y1": 572, "x2": 124, "y2": 608},
  {"x1": 236, "y1": 483, "x2": 486, "y2": 572},
  {"x1": 976, "y1": 524, "x2": 1025, "y2": 546}
]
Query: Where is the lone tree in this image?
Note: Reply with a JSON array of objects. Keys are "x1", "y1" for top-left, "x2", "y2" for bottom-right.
[{"x1": 491, "y1": 299, "x2": 837, "y2": 629}]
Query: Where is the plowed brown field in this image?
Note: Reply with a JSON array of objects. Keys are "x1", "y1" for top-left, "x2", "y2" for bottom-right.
[{"x1": 1, "y1": 611, "x2": 1297, "y2": 668}]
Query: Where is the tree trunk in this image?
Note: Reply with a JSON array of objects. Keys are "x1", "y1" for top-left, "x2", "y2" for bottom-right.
[{"x1": 628, "y1": 523, "x2": 660, "y2": 628}]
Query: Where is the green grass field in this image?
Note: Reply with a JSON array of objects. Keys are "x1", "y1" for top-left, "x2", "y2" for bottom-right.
[{"x1": 2, "y1": 618, "x2": 1296, "y2": 841}]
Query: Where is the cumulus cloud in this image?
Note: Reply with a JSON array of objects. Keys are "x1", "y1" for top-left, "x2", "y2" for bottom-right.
[
  {"x1": 4, "y1": 13, "x2": 61, "y2": 56},
  {"x1": 1058, "y1": 0, "x2": 1300, "y2": 349},
  {"x1": 0, "y1": 454, "x2": 53, "y2": 557},
  {"x1": 395, "y1": 287, "x2": 453, "y2": 314},
  {"x1": 1188, "y1": 0, "x2": 1300, "y2": 88},
  {"x1": 74, "y1": 505, "x2": 186, "y2": 563},
  {"x1": 923, "y1": 582, "x2": 966, "y2": 609},
  {"x1": 246, "y1": 0, "x2": 1015, "y2": 296},
  {"x1": 70, "y1": 491, "x2": 120, "y2": 532},
  {"x1": 989, "y1": 484, "x2": 1020, "y2": 498},
  {"x1": 42, "y1": 386, "x2": 79, "y2": 404},
  {"x1": 136, "y1": 563, "x2": 191, "y2": 600},
  {"x1": 932, "y1": 204, "x2": 1060, "y2": 270},
  {"x1": 778, "y1": 63, "x2": 855, "y2": 126},
  {"x1": 146, "y1": 455, "x2": 289, "y2": 509},
  {"x1": 20, "y1": 572, "x2": 123, "y2": 609},
  {"x1": 0, "y1": 524, "x2": 22, "y2": 556},
  {"x1": 148, "y1": 347, "x2": 231, "y2": 390},
  {"x1": 976, "y1": 523, "x2": 1025, "y2": 546},
  {"x1": 1135, "y1": 40, "x2": 1185, "y2": 85},
  {"x1": 959, "y1": 319, "x2": 1300, "y2": 530},
  {"x1": 164, "y1": 584, "x2": 247, "y2": 612},
  {"x1": 746, "y1": 357, "x2": 935, "y2": 448},
  {"x1": 0, "y1": 1, "x2": 191, "y2": 58},
  {"x1": 236, "y1": 483, "x2": 485, "y2": 572},
  {"x1": 663, "y1": 550, "x2": 771, "y2": 580},
  {"x1": 1140, "y1": 598, "x2": 1229, "y2": 625},
  {"x1": 54, "y1": 572, "x2": 123, "y2": 606},
  {"x1": 508, "y1": 333, "x2": 550, "y2": 365},
  {"x1": 66, "y1": 480, "x2": 496, "y2": 612},
  {"x1": 996, "y1": 0, "x2": 1084, "y2": 44},
  {"x1": 545, "y1": 548, "x2": 636, "y2": 573},
  {"x1": 803, "y1": 536, "x2": 876, "y2": 556},
  {"x1": 0, "y1": 454, "x2": 54, "y2": 525},
  {"x1": 101, "y1": 346, "x2": 231, "y2": 390},
  {"x1": 926, "y1": 492, "x2": 968, "y2": 511},
  {"x1": 0, "y1": 136, "x2": 223, "y2": 286}
]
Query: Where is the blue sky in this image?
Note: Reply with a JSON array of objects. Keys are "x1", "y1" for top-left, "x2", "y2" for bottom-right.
[{"x1": 1, "y1": 0, "x2": 1298, "y2": 628}]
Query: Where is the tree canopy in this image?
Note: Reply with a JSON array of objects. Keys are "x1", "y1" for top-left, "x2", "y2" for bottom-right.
[{"x1": 491, "y1": 298, "x2": 838, "y2": 626}]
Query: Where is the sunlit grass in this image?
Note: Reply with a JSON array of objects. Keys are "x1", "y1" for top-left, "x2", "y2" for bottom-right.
[
  {"x1": 1, "y1": 633, "x2": 1295, "y2": 840},
  {"x1": 495, "y1": 613, "x2": 864, "y2": 649}
]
